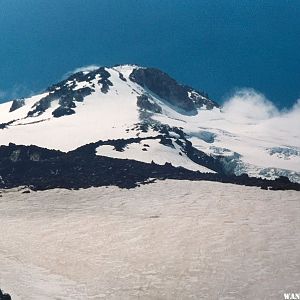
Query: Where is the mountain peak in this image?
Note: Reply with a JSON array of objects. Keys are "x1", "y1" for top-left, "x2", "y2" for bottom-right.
[
  {"x1": 8, "y1": 65, "x2": 217, "y2": 120},
  {"x1": 1, "y1": 64, "x2": 299, "y2": 185}
]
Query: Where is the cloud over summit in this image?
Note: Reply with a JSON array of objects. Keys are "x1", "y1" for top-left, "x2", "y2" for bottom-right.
[
  {"x1": 222, "y1": 89, "x2": 279, "y2": 120},
  {"x1": 221, "y1": 88, "x2": 300, "y2": 145}
]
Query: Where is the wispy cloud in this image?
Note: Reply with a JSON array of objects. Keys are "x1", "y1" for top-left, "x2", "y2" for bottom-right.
[
  {"x1": 63, "y1": 65, "x2": 100, "y2": 79},
  {"x1": 0, "y1": 89, "x2": 7, "y2": 99},
  {"x1": 0, "y1": 84, "x2": 35, "y2": 103},
  {"x1": 10, "y1": 84, "x2": 35, "y2": 99},
  {"x1": 222, "y1": 88, "x2": 279, "y2": 120},
  {"x1": 222, "y1": 88, "x2": 300, "y2": 143},
  {"x1": 72, "y1": 65, "x2": 100, "y2": 73}
]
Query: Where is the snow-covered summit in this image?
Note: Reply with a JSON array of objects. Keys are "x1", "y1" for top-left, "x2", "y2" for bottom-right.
[{"x1": 0, "y1": 64, "x2": 299, "y2": 183}]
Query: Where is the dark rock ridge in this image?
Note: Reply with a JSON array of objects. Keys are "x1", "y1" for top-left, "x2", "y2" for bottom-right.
[
  {"x1": 0, "y1": 143, "x2": 299, "y2": 191},
  {"x1": 0, "y1": 289, "x2": 11, "y2": 300},
  {"x1": 26, "y1": 67, "x2": 113, "y2": 118},
  {"x1": 137, "y1": 94, "x2": 162, "y2": 113},
  {"x1": 9, "y1": 98, "x2": 25, "y2": 112},
  {"x1": 0, "y1": 119, "x2": 16, "y2": 129},
  {"x1": 129, "y1": 67, "x2": 219, "y2": 114}
]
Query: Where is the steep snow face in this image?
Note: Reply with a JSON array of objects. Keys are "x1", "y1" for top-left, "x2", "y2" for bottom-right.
[{"x1": 0, "y1": 64, "x2": 299, "y2": 180}]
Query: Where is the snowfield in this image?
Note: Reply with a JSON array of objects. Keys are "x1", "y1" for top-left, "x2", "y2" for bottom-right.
[
  {"x1": 96, "y1": 139, "x2": 215, "y2": 173},
  {"x1": 0, "y1": 180, "x2": 299, "y2": 299}
]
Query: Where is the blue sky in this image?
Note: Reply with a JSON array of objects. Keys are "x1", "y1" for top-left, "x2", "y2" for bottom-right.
[{"x1": 0, "y1": 0, "x2": 299, "y2": 108}]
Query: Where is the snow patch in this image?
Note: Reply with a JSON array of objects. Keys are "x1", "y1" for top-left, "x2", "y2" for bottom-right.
[{"x1": 96, "y1": 139, "x2": 214, "y2": 173}]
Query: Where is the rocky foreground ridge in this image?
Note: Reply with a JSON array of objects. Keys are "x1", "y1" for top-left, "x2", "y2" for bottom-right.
[{"x1": 0, "y1": 143, "x2": 299, "y2": 191}]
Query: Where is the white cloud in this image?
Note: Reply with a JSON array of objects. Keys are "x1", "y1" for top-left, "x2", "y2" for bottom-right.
[
  {"x1": 222, "y1": 88, "x2": 279, "y2": 121},
  {"x1": 262, "y1": 99, "x2": 300, "y2": 139},
  {"x1": 63, "y1": 65, "x2": 100, "y2": 79},
  {"x1": 221, "y1": 88, "x2": 300, "y2": 144},
  {"x1": 72, "y1": 65, "x2": 100, "y2": 73}
]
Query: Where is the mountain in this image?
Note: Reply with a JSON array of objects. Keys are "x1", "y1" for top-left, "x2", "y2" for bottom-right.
[{"x1": 0, "y1": 64, "x2": 299, "y2": 189}]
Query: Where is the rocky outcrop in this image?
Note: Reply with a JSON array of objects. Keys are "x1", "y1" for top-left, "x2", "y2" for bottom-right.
[
  {"x1": 0, "y1": 120, "x2": 17, "y2": 129},
  {"x1": 0, "y1": 289, "x2": 11, "y2": 300},
  {"x1": 27, "y1": 67, "x2": 113, "y2": 118},
  {"x1": 9, "y1": 98, "x2": 25, "y2": 112},
  {"x1": 137, "y1": 94, "x2": 162, "y2": 113},
  {"x1": 0, "y1": 143, "x2": 299, "y2": 191},
  {"x1": 129, "y1": 67, "x2": 218, "y2": 114}
]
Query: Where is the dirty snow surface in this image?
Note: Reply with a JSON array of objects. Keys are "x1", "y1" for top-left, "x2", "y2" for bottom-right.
[{"x1": 0, "y1": 180, "x2": 299, "y2": 299}]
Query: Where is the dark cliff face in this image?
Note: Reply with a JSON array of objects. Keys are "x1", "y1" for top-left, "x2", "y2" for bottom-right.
[
  {"x1": 129, "y1": 67, "x2": 219, "y2": 114},
  {"x1": 0, "y1": 289, "x2": 11, "y2": 300},
  {"x1": 136, "y1": 94, "x2": 162, "y2": 113},
  {"x1": 9, "y1": 98, "x2": 25, "y2": 112}
]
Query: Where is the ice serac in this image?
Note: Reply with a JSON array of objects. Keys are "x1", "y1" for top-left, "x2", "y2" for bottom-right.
[{"x1": 0, "y1": 64, "x2": 299, "y2": 184}]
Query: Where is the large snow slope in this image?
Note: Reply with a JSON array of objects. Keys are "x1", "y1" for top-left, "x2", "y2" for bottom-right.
[{"x1": 0, "y1": 180, "x2": 299, "y2": 299}]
